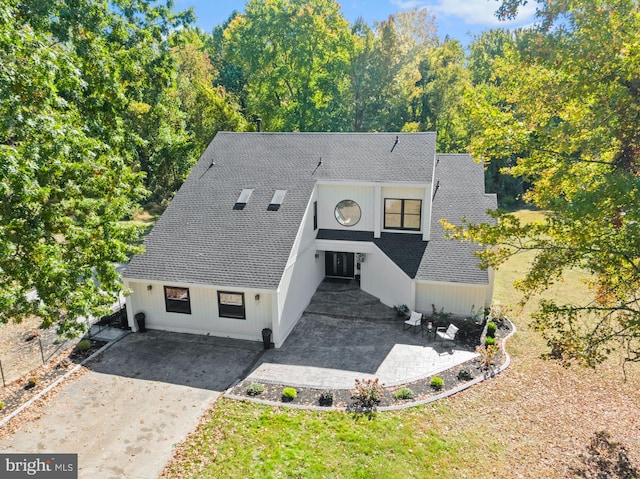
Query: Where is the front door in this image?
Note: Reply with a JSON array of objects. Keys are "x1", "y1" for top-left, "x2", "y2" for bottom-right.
[{"x1": 325, "y1": 252, "x2": 355, "y2": 279}]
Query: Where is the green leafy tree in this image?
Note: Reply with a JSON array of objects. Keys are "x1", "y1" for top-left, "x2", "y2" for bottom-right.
[
  {"x1": 412, "y1": 38, "x2": 472, "y2": 152},
  {"x1": 467, "y1": 29, "x2": 526, "y2": 206},
  {"x1": 223, "y1": 0, "x2": 354, "y2": 131},
  {"x1": 449, "y1": 0, "x2": 640, "y2": 368},
  {"x1": 0, "y1": 0, "x2": 191, "y2": 336},
  {"x1": 348, "y1": 9, "x2": 436, "y2": 132},
  {"x1": 172, "y1": 31, "x2": 247, "y2": 153}
]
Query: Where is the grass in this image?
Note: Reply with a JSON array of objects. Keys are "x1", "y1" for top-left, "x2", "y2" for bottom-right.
[
  {"x1": 162, "y1": 209, "x2": 640, "y2": 479},
  {"x1": 119, "y1": 208, "x2": 161, "y2": 239},
  {"x1": 163, "y1": 402, "x2": 501, "y2": 479}
]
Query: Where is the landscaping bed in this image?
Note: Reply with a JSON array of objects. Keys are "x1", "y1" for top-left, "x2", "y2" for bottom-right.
[{"x1": 228, "y1": 318, "x2": 513, "y2": 410}]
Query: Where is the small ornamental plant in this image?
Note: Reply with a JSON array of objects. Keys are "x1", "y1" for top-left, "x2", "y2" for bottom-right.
[
  {"x1": 393, "y1": 387, "x2": 415, "y2": 400},
  {"x1": 76, "y1": 339, "x2": 91, "y2": 351},
  {"x1": 486, "y1": 321, "x2": 497, "y2": 338},
  {"x1": 318, "y1": 391, "x2": 334, "y2": 407},
  {"x1": 457, "y1": 368, "x2": 474, "y2": 381},
  {"x1": 0, "y1": 401, "x2": 5, "y2": 410},
  {"x1": 430, "y1": 376, "x2": 444, "y2": 391},
  {"x1": 26, "y1": 377, "x2": 38, "y2": 388},
  {"x1": 351, "y1": 378, "x2": 384, "y2": 408},
  {"x1": 246, "y1": 383, "x2": 265, "y2": 396},
  {"x1": 477, "y1": 344, "x2": 501, "y2": 371},
  {"x1": 281, "y1": 387, "x2": 297, "y2": 402},
  {"x1": 485, "y1": 336, "x2": 496, "y2": 347}
]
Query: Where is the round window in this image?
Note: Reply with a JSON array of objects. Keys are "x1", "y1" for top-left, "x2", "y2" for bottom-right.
[{"x1": 334, "y1": 200, "x2": 361, "y2": 227}]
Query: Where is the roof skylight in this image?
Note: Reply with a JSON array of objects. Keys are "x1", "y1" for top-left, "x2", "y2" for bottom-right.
[
  {"x1": 267, "y1": 189, "x2": 287, "y2": 211},
  {"x1": 234, "y1": 188, "x2": 253, "y2": 210}
]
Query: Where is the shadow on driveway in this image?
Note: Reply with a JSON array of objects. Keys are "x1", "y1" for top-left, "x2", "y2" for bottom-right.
[
  {"x1": 0, "y1": 330, "x2": 263, "y2": 479},
  {"x1": 88, "y1": 330, "x2": 263, "y2": 390}
]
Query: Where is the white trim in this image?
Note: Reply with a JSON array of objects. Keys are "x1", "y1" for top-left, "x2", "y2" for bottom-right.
[
  {"x1": 315, "y1": 239, "x2": 375, "y2": 253},
  {"x1": 122, "y1": 277, "x2": 275, "y2": 295}
]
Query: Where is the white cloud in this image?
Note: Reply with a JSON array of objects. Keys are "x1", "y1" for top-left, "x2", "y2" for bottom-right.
[{"x1": 391, "y1": 0, "x2": 537, "y2": 27}]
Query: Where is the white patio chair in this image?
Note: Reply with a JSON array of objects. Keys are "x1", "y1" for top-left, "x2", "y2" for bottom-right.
[
  {"x1": 436, "y1": 323, "x2": 459, "y2": 346},
  {"x1": 403, "y1": 311, "x2": 423, "y2": 334}
]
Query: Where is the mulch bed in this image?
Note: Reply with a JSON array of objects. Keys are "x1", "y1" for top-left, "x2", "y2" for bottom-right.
[
  {"x1": 228, "y1": 318, "x2": 513, "y2": 410},
  {"x1": 0, "y1": 339, "x2": 106, "y2": 422}
]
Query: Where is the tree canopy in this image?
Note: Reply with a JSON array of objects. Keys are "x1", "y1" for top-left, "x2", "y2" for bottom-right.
[
  {"x1": 448, "y1": 0, "x2": 640, "y2": 368},
  {"x1": 0, "y1": 0, "x2": 191, "y2": 335}
]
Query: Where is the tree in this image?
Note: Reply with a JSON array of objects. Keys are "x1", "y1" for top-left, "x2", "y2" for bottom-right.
[
  {"x1": 412, "y1": 38, "x2": 472, "y2": 152},
  {"x1": 348, "y1": 9, "x2": 437, "y2": 132},
  {"x1": 0, "y1": 0, "x2": 191, "y2": 336},
  {"x1": 448, "y1": 0, "x2": 640, "y2": 368},
  {"x1": 467, "y1": 29, "x2": 526, "y2": 206},
  {"x1": 223, "y1": 0, "x2": 354, "y2": 131}
]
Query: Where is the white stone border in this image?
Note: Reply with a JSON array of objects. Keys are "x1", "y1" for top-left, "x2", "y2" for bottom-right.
[
  {"x1": 224, "y1": 318, "x2": 517, "y2": 412},
  {"x1": 0, "y1": 332, "x2": 131, "y2": 428}
]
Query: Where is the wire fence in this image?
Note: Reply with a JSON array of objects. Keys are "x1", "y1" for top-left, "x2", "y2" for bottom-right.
[
  {"x1": 0, "y1": 328, "x2": 77, "y2": 387},
  {"x1": 0, "y1": 306, "x2": 127, "y2": 387}
]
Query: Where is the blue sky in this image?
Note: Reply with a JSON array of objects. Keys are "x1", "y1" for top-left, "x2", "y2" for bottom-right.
[{"x1": 174, "y1": 0, "x2": 537, "y2": 45}]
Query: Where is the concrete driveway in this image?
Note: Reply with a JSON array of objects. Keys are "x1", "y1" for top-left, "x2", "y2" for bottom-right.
[{"x1": 0, "y1": 331, "x2": 262, "y2": 479}]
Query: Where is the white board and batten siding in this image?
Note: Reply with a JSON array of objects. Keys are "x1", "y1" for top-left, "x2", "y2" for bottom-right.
[
  {"x1": 124, "y1": 280, "x2": 273, "y2": 342},
  {"x1": 359, "y1": 245, "x2": 413, "y2": 309},
  {"x1": 415, "y1": 281, "x2": 488, "y2": 317},
  {"x1": 275, "y1": 190, "x2": 325, "y2": 348},
  {"x1": 316, "y1": 184, "x2": 375, "y2": 231}
]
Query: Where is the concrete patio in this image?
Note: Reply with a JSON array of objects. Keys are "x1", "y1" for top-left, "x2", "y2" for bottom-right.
[{"x1": 246, "y1": 280, "x2": 478, "y2": 389}]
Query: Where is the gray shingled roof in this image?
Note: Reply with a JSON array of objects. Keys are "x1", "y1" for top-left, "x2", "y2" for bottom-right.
[
  {"x1": 317, "y1": 230, "x2": 428, "y2": 278},
  {"x1": 415, "y1": 154, "x2": 497, "y2": 284},
  {"x1": 123, "y1": 132, "x2": 437, "y2": 289}
]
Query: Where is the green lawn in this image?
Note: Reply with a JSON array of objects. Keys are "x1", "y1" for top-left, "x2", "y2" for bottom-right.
[{"x1": 162, "y1": 210, "x2": 640, "y2": 479}]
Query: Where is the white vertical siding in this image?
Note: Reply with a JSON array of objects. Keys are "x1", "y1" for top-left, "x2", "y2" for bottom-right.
[
  {"x1": 317, "y1": 184, "x2": 375, "y2": 231},
  {"x1": 274, "y1": 189, "x2": 324, "y2": 347},
  {"x1": 124, "y1": 280, "x2": 273, "y2": 342},
  {"x1": 360, "y1": 245, "x2": 413, "y2": 308},
  {"x1": 276, "y1": 245, "x2": 323, "y2": 347},
  {"x1": 415, "y1": 282, "x2": 488, "y2": 317},
  {"x1": 485, "y1": 268, "x2": 495, "y2": 306},
  {"x1": 380, "y1": 186, "x2": 425, "y2": 201}
]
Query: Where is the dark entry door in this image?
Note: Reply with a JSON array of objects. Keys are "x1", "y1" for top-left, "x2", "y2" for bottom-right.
[{"x1": 325, "y1": 252, "x2": 355, "y2": 278}]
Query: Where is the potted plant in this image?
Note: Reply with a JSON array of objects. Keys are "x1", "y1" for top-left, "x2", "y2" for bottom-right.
[{"x1": 394, "y1": 304, "x2": 409, "y2": 317}]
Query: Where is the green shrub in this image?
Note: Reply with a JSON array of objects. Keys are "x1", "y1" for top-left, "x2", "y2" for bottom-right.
[
  {"x1": 76, "y1": 339, "x2": 91, "y2": 351},
  {"x1": 485, "y1": 336, "x2": 496, "y2": 347},
  {"x1": 457, "y1": 369, "x2": 474, "y2": 381},
  {"x1": 486, "y1": 321, "x2": 497, "y2": 338},
  {"x1": 351, "y1": 378, "x2": 383, "y2": 408},
  {"x1": 246, "y1": 383, "x2": 265, "y2": 396},
  {"x1": 27, "y1": 377, "x2": 38, "y2": 388},
  {"x1": 281, "y1": 387, "x2": 297, "y2": 401},
  {"x1": 393, "y1": 387, "x2": 415, "y2": 400},
  {"x1": 318, "y1": 391, "x2": 334, "y2": 407},
  {"x1": 0, "y1": 401, "x2": 4, "y2": 410},
  {"x1": 431, "y1": 304, "x2": 453, "y2": 325},
  {"x1": 394, "y1": 304, "x2": 409, "y2": 316},
  {"x1": 430, "y1": 376, "x2": 444, "y2": 391}
]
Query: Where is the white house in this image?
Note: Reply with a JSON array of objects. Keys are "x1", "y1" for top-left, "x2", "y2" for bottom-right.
[{"x1": 122, "y1": 132, "x2": 496, "y2": 347}]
